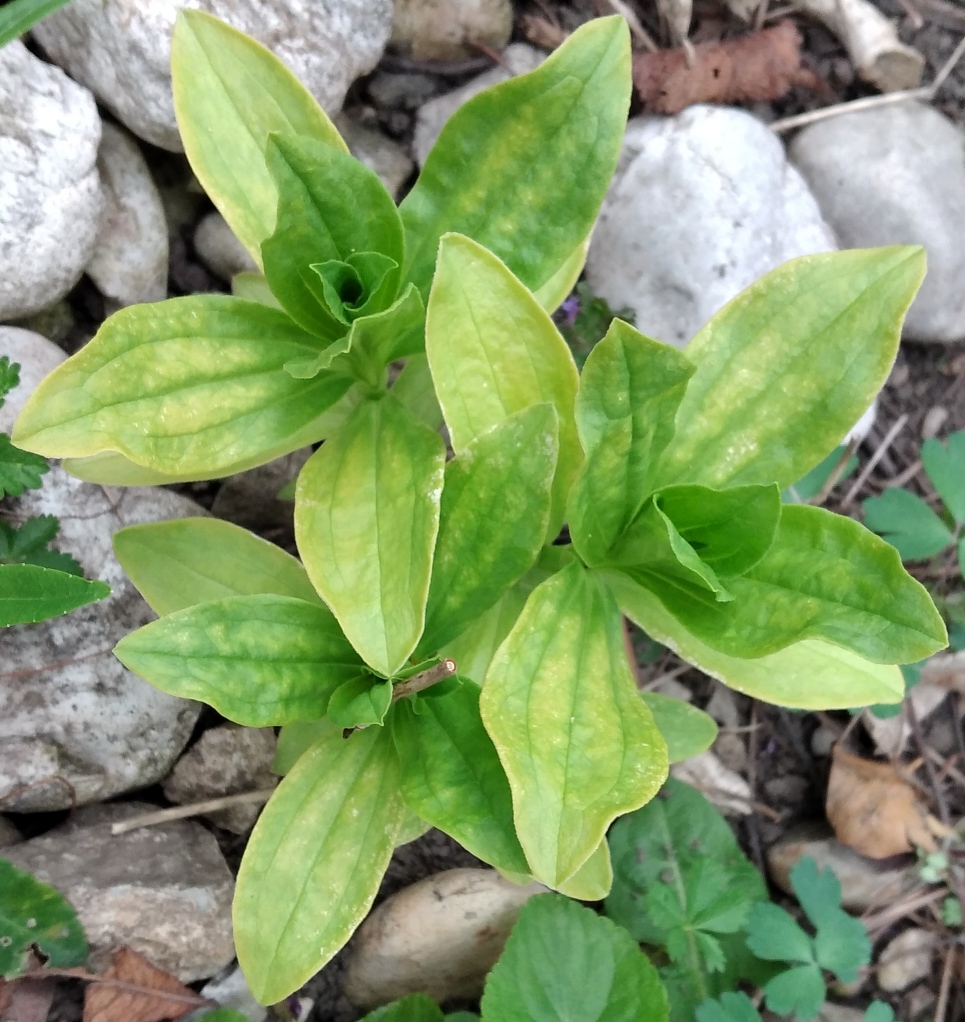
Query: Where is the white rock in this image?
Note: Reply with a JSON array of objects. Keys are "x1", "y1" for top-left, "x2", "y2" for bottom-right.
[
  {"x1": 0, "y1": 41, "x2": 103, "y2": 320},
  {"x1": 790, "y1": 102, "x2": 965, "y2": 344},
  {"x1": 0, "y1": 327, "x2": 67, "y2": 434},
  {"x1": 585, "y1": 106, "x2": 836, "y2": 349},
  {"x1": 33, "y1": 0, "x2": 393, "y2": 152},
  {"x1": 334, "y1": 113, "x2": 415, "y2": 199},
  {"x1": 162, "y1": 724, "x2": 277, "y2": 834},
  {"x1": 194, "y1": 211, "x2": 257, "y2": 282},
  {"x1": 877, "y1": 927, "x2": 939, "y2": 992},
  {"x1": 671, "y1": 749, "x2": 752, "y2": 816},
  {"x1": 344, "y1": 869, "x2": 546, "y2": 1009},
  {"x1": 391, "y1": 0, "x2": 512, "y2": 61},
  {"x1": 199, "y1": 964, "x2": 268, "y2": 1022},
  {"x1": 413, "y1": 43, "x2": 544, "y2": 165},
  {"x1": 86, "y1": 123, "x2": 169, "y2": 308},
  {"x1": 2, "y1": 802, "x2": 235, "y2": 982}
]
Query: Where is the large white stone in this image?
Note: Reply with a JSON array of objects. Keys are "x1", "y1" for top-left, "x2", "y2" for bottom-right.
[
  {"x1": 0, "y1": 41, "x2": 103, "y2": 320},
  {"x1": 790, "y1": 101, "x2": 965, "y2": 344},
  {"x1": 86, "y1": 123, "x2": 169, "y2": 308},
  {"x1": 32, "y1": 0, "x2": 394, "y2": 152},
  {"x1": 585, "y1": 106, "x2": 836, "y2": 349},
  {"x1": 391, "y1": 0, "x2": 512, "y2": 62}
]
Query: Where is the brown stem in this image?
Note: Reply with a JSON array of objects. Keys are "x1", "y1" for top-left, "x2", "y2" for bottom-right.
[{"x1": 392, "y1": 659, "x2": 457, "y2": 702}]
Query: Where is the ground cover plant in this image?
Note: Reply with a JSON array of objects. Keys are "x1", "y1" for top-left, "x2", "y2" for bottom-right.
[{"x1": 11, "y1": 9, "x2": 947, "y2": 1007}]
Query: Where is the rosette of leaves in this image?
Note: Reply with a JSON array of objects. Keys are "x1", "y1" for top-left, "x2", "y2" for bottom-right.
[{"x1": 12, "y1": 9, "x2": 946, "y2": 1006}]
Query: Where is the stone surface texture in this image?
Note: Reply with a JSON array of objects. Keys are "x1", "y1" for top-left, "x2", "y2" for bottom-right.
[
  {"x1": 2, "y1": 802, "x2": 235, "y2": 982},
  {"x1": 193, "y1": 211, "x2": 257, "y2": 282},
  {"x1": 0, "y1": 816, "x2": 21, "y2": 848},
  {"x1": 391, "y1": 0, "x2": 512, "y2": 61},
  {"x1": 162, "y1": 724, "x2": 278, "y2": 833},
  {"x1": 200, "y1": 964, "x2": 269, "y2": 1022},
  {"x1": 0, "y1": 327, "x2": 67, "y2": 434},
  {"x1": 412, "y1": 43, "x2": 543, "y2": 165},
  {"x1": 877, "y1": 927, "x2": 939, "y2": 992},
  {"x1": 0, "y1": 41, "x2": 103, "y2": 320},
  {"x1": 32, "y1": 0, "x2": 394, "y2": 152},
  {"x1": 585, "y1": 105, "x2": 836, "y2": 349},
  {"x1": 86, "y1": 122, "x2": 169, "y2": 307},
  {"x1": 344, "y1": 869, "x2": 546, "y2": 1009},
  {"x1": 790, "y1": 101, "x2": 965, "y2": 343}
]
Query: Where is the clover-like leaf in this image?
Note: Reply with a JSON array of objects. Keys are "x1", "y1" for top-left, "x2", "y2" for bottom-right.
[
  {"x1": 761, "y1": 964, "x2": 826, "y2": 1020},
  {"x1": 640, "y1": 693, "x2": 718, "y2": 763},
  {"x1": 863, "y1": 487, "x2": 954, "y2": 560},
  {"x1": 922, "y1": 431, "x2": 965, "y2": 525}
]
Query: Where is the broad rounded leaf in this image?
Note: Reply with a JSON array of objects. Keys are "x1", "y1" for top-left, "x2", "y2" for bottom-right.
[
  {"x1": 921, "y1": 431, "x2": 965, "y2": 525},
  {"x1": 113, "y1": 518, "x2": 322, "y2": 616},
  {"x1": 641, "y1": 693, "x2": 718, "y2": 764},
  {"x1": 295, "y1": 395, "x2": 446, "y2": 677},
  {"x1": 172, "y1": 10, "x2": 347, "y2": 264},
  {"x1": 0, "y1": 856, "x2": 87, "y2": 976},
  {"x1": 418, "y1": 404, "x2": 559, "y2": 656},
  {"x1": 480, "y1": 894, "x2": 668, "y2": 1022},
  {"x1": 605, "y1": 568, "x2": 905, "y2": 709},
  {"x1": 654, "y1": 247, "x2": 926, "y2": 490},
  {"x1": 426, "y1": 234, "x2": 580, "y2": 538},
  {"x1": 114, "y1": 594, "x2": 363, "y2": 725},
  {"x1": 0, "y1": 563, "x2": 109, "y2": 626},
  {"x1": 863, "y1": 487, "x2": 954, "y2": 561},
  {"x1": 235, "y1": 725, "x2": 404, "y2": 1004},
  {"x1": 13, "y1": 297, "x2": 355, "y2": 478},
  {"x1": 480, "y1": 562, "x2": 668, "y2": 888}
]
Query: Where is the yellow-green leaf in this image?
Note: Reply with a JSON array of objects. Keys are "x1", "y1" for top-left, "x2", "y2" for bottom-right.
[{"x1": 555, "y1": 839, "x2": 613, "y2": 901}]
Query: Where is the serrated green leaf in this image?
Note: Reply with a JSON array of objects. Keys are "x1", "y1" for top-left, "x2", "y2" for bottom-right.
[
  {"x1": 392, "y1": 681, "x2": 529, "y2": 875},
  {"x1": 813, "y1": 909, "x2": 870, "y2": 983},
  {"x1": 418, "y1": 404, "x2": 559, "y2": 656},
  {"x1": 745, "y1": 903, "x2": 815, "y2": 965},
  {"x1": 0, "y1": 564, "x2": 110, "y2": 626},
  {"x1": 114, "y1": 594, "x2": 363, "y2": 725},
  {"x1": 0, "y1": 515, "x2": 59, "y2": 559},
  {"x1": 0, "y1": 433, "x2": 49, "y2": 496},
  {"x1": 921, "y1": 431, "x2": 965, "y2": 524},
  {"x1": 114, "y1": 518, "x2": 322, "y2": 616},
  {"x1": 640, "y1": 504, "x2": 946, "y2": 663},
  {"x1": 654, "y1": 247, "x2": 926, "y2": 491},
  {"x1": 12, "y1": 297, "x2": 355, "y2": 479},
  {"x1": 295, "y1": 395, "x2": 446, "y2": 677},
  {"x1": 696, "y1": 992, "x2": 763, "y2": 1022},
  {"x1": 19, "y1": 547, "x2": 83, "y2": 577},
  {"x1": 327, "y1": 675, "x2": 393, "y2": 729},
  {"x1": 0, "y1": 0, "x2": 73, "y2": 48},
  {"x1": 425, "y1": 233, "x2": 580, "y2": 540},
  {"x1": 863, "y1": 487, "x2": 954, "y2": 560},
  {"x1": 568, "y1": 320, "x2": 695, "y2": 564},
  {"x1": 789, "y1": 857, "x2": 843, "y2": 931},
  {"x1": 606, "y1": 567, "x2": 905, "y2": 710},
  {"x1": 480, "y1": 562, "x2": 668, "y2": 888},
  {"x1": 401, "y1": 17, "x2": 630, "y2": 299},
  {"x1": 171, "y1": 9, "x2": 347, "y2": 265},
  {"x1": 0, "y1": 856, "x2": 87, "y2": 977},
  {"x1": 235, "y1": 724, "x2": 404, "y2": 1004},
  {"x1": 481, "y1": 894, "x2": 667, "y2": 1022},
  {"x1": 362, "y1": 994, "x2": 444, "y2": 1022},
  {"x1": 641, "y1": 693, "x2": 718, "y2": 764},
  {"x1": 762, "y1": 964, "x2": 826, "y2": 1020},
  {"x1": 0, "y1": 357, "x2": 20, "y2": 404},
  {"x1": 262, "y1": 134, "x2": 403, "y2": 339}
]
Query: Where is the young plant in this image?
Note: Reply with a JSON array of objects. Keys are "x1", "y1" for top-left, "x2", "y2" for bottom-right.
[
  {"x1": 0, "y1": 0, "x2": 74, "y2": 49},
  {"x1": 12, "y1": 10, "x2": 946, "y2": 1005}
]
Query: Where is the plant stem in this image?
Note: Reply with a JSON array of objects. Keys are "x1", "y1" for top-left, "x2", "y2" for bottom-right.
[{"x1": 392, "y1": 658, "x2": 457, "y2": 701}]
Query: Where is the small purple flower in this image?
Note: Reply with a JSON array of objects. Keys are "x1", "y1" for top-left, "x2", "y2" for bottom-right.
[{"x1": 560, "y1": 294, "x2": 580, "y2": 326}]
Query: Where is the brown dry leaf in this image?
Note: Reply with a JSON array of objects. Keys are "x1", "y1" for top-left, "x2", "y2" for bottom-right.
[
  {"x1": 82, "y1": 948, "x2": 211, "y2": 1022},
  {"x1": 632, "y1": 20, "x2": 823, "y2": 114},
  {"x1": 826, "y1": 746, "x2": 944, "y2": 858},
  {"x1": 519, "y1": 13, "x2": 568, "y2": 50}
]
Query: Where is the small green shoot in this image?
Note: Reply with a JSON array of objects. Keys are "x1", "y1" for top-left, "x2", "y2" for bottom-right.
[{"x1": 0, "y1": 358, "x2": 48, "y2": 497}]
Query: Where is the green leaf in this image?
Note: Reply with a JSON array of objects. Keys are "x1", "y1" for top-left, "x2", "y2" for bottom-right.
[
  {"x1": 554, "y1": 838, "x2": 613, "y2": 901},
  {"x1": 641, "y1": 504, "x2": 947, "y2": 663},
  {"x1": 0, "y1": 357, "x2": 20, "y2": 403},
  {"x1": 362, "y1": 994, "x2": 444, "y2": 1022},
  {"x1": 863, "y1": 487, "x2": 954, "y2": 560},
  {"x1": 272, "y1": 718, "x2": 335, "y2": 775},
  {"x1": 200, "y1": 1011, "x2": 254, "y2": 1022},
  {"x1": 0, "y1": 857, "x2": 87, "y2": 977},
  {"x1": 0, "y1": 516, "x2": 82, "y2": 576},
  {"x1": 653, "y1": 247, "x2": 926, "y2": 491},
  {"x1": 171, "y1": 9, "x2": 347, "y2": 265},
  {"x1": 419, "y1": 404, "x2": 559, "y2": 656},
  {"x1": 789, "y1": 856, "x2": 843, "y2": 930},
  {"x1": 641, "y1": 693, "x2": 718, "y2": 764},
  {"x1": 696, "y1": 992, "x2": 763, "y2": 1022},
  {"x1": 745, "y1": 903, "x2": 815, "y2": 965},
  {"x1": 401, "y1": 17, "x2": 630, "y2": 299},
  {"x1": 480, "y1": 894, "x2": 668, "y2": 1022},
  {"x1": 327, "y1": 675, "x2": 393, "y2": 729},
  {"x1": 12, "y1": 296, "x2": 356, "y2": 479},
  {"x1": 761, "y1": 964, "x2": 826, "y2": 1020},
  {"x1": 922, "y1": 431, "x2": 965, "y2": 524},
  {"x1": 235, "y1": 724, "x2": 404, "y2": 1004},
  {"x1": 606, "y1": 568, "x2": 905, "y2": 710},
  {"x1": 231, "y1": 271, "x2": 282, "y2": 308},
  {"x1": 295, "y1": 395, "x2": 446, "y2": 676},
  {"x1": 0, "y1": 0, "x2": 73, "y2": 48},
  {"x1": 113, "y1": 517, "x2": 322, "y2": 616},
  {"x1": 534, "y1": 236, "x2": 589, "y2": 314},
  {"x1": 480, "y1": 562, "x2": 668, "y2": 888},
  {"x1": 864, "y1": 1002, "x2": 896, "y2": 1022},
  {"x1": 0, "y1": 564, "x2": 110, "y2": 626},
  {"x1": 441, "y1": 582, "x2": 530, "y2": 685},
  {"x1": 393, "y1": 681, "x2": 529, "y2": 875},
  {"x1": 426, "y1": 233, "x2": 580, "y2": 539},
  {"x1": 114, "y1": 595, "x2": 363, "y2": 725},
  {"x1": 262, "y1": 134, "x2": 402, "y2": 338},
  {"x1": 0, "y1": 433, "x2": 49, "y2": 497},
  {"x1": 391, "y1": 353, "x2": 443, "y2": 430},
  {"x1": 345, "y1": 285, "x2": 426, "y2": 377},
  {"x1": 783, "y1": 446, "x2": 858, "y2": 504}
]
